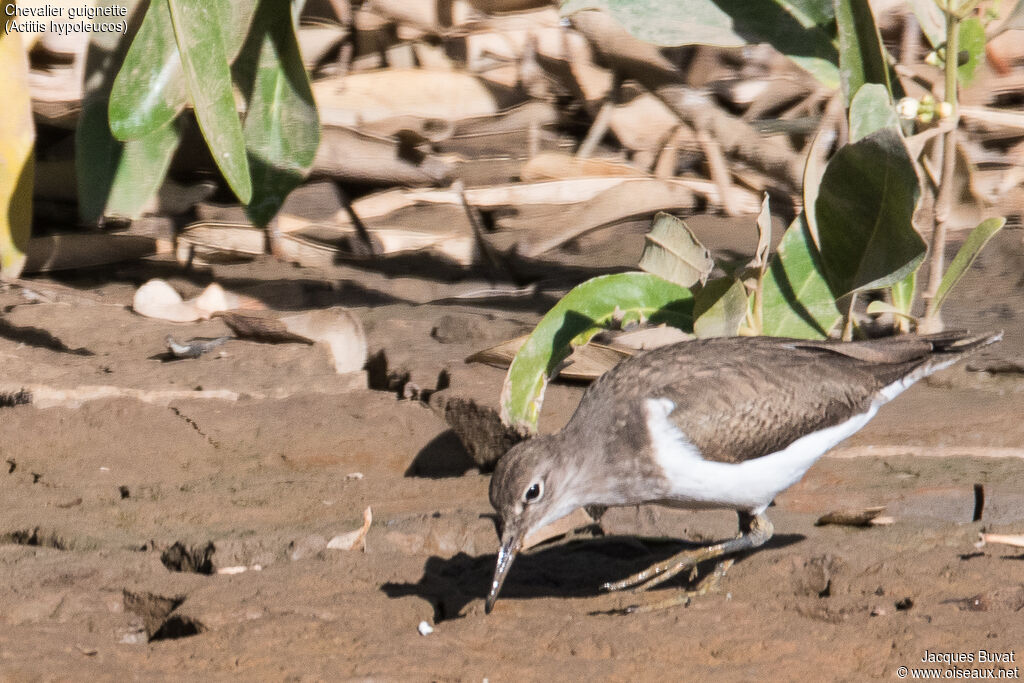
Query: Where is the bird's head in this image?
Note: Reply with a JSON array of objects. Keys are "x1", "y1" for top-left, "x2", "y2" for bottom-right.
[{"x1": 485, "y1": 434, "x2": 580, "y2": 614}]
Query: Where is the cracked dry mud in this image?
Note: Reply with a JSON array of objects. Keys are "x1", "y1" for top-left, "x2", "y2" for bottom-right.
[{"x1": 2, "y1": 223, "x2": 1024, "y2": 680}]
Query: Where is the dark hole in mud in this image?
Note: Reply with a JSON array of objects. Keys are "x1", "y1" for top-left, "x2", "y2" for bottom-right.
[
  {"x1": 119, "y1": 485, "x2": 130, "y2": 499},
  {"x1": 1, "y1": 528, "x2": 68, "y2": 549},
  {"x1": 123, "y1": 590, "x2": 205, "y2": 641},
  {"x1": 0, "y1": 389, "x2": 32, "y2": 407},
  {"x1": 365, "y1": 350, "x2": 409, "y2": 395},
  {"x1": 161, "y1": 541, "x2": 215, "y2": 575},
  {"x1": 152, "y1": 615, "x2": 205, "y2": 641}
]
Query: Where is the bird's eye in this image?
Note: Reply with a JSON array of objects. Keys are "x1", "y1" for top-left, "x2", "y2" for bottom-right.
[{"x1": 523, "y1": 482, "x2": 543, "y2": 503}]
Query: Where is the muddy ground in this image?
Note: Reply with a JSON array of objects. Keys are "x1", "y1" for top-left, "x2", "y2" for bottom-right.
[{"x1": 2, "y1": 219, "x2": 1023, "y2": 681}]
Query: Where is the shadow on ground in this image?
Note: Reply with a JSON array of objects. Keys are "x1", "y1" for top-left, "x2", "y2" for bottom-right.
[{"x1": 381, "y1": 533, "x2": 804, "y2": 620}]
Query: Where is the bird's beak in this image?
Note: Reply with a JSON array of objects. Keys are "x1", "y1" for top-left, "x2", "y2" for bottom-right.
[{"x1": 485, "y1": 527, "x2": 523, "y2": 614}]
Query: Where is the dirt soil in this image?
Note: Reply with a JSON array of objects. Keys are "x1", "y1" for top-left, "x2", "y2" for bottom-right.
[{"x1": 2, "y1": 221, "x2": 1024, "y2": 681}]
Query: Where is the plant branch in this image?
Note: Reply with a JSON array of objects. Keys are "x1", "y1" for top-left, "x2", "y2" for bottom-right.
[{"x1": 922, "y1": 8, "x2": 961, "y2": 331}]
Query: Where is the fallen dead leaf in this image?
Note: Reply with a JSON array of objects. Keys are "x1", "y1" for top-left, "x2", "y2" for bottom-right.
[{"x1": 328, "y1": 506, "x2": 373, "y2": 552}]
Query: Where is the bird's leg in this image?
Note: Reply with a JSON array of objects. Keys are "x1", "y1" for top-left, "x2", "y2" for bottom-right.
[
  {"x1": 602, "y1": 511, "x2": 773, "y2": 593},
  {"x1": 623, "y1": 559, "x2": 735, "y2": 614}
]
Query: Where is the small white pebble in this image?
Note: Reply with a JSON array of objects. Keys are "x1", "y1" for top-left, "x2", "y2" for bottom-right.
[
  {"x1": 417, "y1": 620, "x2": 433, "y2": 636},
  {"x1": 99, "y1": 467, "x2": 110, "y2": 472}
]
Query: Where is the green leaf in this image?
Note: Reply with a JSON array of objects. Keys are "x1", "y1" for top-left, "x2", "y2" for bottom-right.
[
  {"x1": 834, "y1": 0, "x2": 902, "y2": 102},
  {"x1": 236, "y1": 0, "x2": 320, "y2": 227},
  {"x1": 109, "y1": 0, "x2": 186, "y2": 141},
  {"x1": 891, "y1": 266, "x2": 917, "y2": 317},
  {"x1": 109, "y1": 0, "x2": 258, "y2": 142},
  {"x1": 694, "y1": 277, "x2": 748, "y2": 338},
  {"x1": 500, "y1": 273, "x2": 694, "y2": 432},
  {"x1": 762, "y1": 212, "x2": 841, "y2": 339},
  {"x1": 107, "y1": 122, "x2": 182, "y2": 219},
  {"x1": 802, "y1": 124, "x2": 830, "y2": 249},
  {"x1": 957, "y1": 17, "x2": 985, "y2": 87},
  {"x1": 0, "y1": 24, "x2": 34, "y2": 278},
  {"x1": 814, "y1": 127, "x2": 925, "y2": 295},
  {"x1": 865, "y1": 300, "x2": 916, "y2": 320},
  {"x1": 933, "y1": 217, "x2": 1006, "y2": 314},
  {"x1": 848, "y1": 82, "x2": 899, "y2": 142},
  {"x1": 638, "y1": 212, "x2": 714, "y2": 288},
  {"x1": 168, "y1": 0, "x2": 252, "y2": 204},
  {"x1": 77, "y1": 101, "x2": 181, "y2": 221},
  {"x1": 76, "y1": 0, "x2": 146, "y2": 222},
  {"x1": 560, "y1": 0, "x2": 840, "y2": 89}
]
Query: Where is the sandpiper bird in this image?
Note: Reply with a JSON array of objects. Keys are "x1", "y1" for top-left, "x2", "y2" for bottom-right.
[{"x1": 486, "y1": 331, "x2": 1001, "y2": 613}]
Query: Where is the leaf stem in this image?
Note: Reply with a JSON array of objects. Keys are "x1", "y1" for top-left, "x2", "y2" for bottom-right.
[{"x1": 922, "y1": 7, "x2": 961, "y2": 331}]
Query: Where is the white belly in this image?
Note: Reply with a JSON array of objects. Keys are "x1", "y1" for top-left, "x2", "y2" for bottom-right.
[{"x1": 645, "y1": 397, "x2": 878, "y2": 514}]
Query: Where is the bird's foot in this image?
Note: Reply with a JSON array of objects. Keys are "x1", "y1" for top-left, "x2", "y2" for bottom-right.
[
  {"x1": 601, "y1": 550, "x2": 700, "y2": 593},
  {"x1": 600, "y1": 559, "x2": 735, "y2": 615}
]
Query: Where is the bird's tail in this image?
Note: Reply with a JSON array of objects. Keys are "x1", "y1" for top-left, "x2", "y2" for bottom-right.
[
  {"x1": 889, "y1": 330, "x2": 1003, "y2": 395},
  {"x1": 915, "y1": 329, "x2": 1003, "y2": 352}
]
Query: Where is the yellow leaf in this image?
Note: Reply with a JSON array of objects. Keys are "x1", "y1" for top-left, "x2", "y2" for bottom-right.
[{"x1": 0, "y1": 12, "x2": 35, "y2": 279}]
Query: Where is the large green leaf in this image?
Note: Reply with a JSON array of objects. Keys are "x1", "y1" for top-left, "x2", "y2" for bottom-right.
[
  {"x1": 638, "y1": 212, "x2": 714, "y2": 288},
  {"x1": 77, "y1": 101, "x2": 181, "y2": 221},
  {"x1": 110, "y1": 1, "x2": 259, "y2": 141},
  {"x1": 77, "y1": 0, "x2": 166, "y2": 223},
  {"x1": 560, "y1": 0, "x2": 840, "y2": 88},
  {"x1": 0, "y1": 20, "x2": 34, "y2": 278},
  {"x1": 848, "y1": 82, "x2": 898, "y2": 142},
  {"x1": 106, "y1": 122, "x2": 182, "y2": 218},
  {"x1": 501, "y1": 273, "x2": 694, "y2": 432},
  {"x1": 932, "y1": 217, "x2": 1006, "y2": 314},
  {"x1": 109, "y1": 0, "x2": 186, "y2": 141},
  {"x1": 834, "y1": 0, "x2": 902, "y2": 102},
  {"x1": 694, "y1": 277, "x2": 748, "y2": 338},
  {"x1": 814, "y1": 127, "x2": 925, "y2": 295},
  {"x1": 236, "y1": 1, "x2": 320, "y2": 227},
  {"x1": 168, "y1": 0, "x2": 252, "y2": 204},
  {"x1": 761, "y1": 213, "x2": 841, "y2": 339}
]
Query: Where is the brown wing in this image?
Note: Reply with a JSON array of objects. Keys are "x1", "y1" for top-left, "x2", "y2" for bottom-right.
[{"x1": 575, "y1": 333, "x2": 996, "y2": 464}]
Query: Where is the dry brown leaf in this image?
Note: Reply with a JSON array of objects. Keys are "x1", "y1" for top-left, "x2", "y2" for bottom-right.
[
  {"x1": 279, "y1": 308, "x2": 368, "y2": 374},
  {"x1": 467, "y1": 336, "x2": 631, "y2": 381},
  {"x1": 313, "y1": 69, "x2": 499, "y2": 127},
  {"x1": 327, "y1": 506, "x2": 373, "y2": 552},
  {"x1": 978, "y1": 532, "x2": 1024, "y2": 549},
  {"x1": 520, "y1": 152, "x2": 645, "y2": 181},
  {"x1": 815, "y1": 506, "x2": 888, "y2": 527},
  {"x1": 23, "y1": 235, "x2": 158, "y2": 274},
  {"x1": 132, "y1": 280, "x2": 258, "y2": 323}
]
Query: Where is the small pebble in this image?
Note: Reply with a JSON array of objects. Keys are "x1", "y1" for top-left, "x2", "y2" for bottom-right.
[{"x1": 417, "y1": 621, "x2": 433, "y2": 636}]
